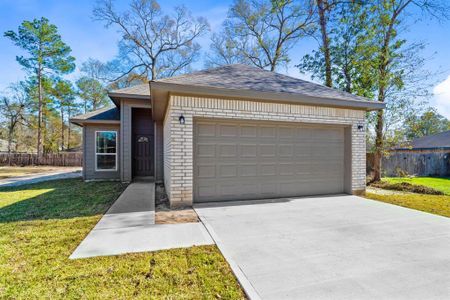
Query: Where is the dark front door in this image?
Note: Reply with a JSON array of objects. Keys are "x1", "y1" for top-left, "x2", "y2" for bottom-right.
[
  {"x1": 132, "y1": 107, "x2": 154, "y2": 178},
  {"x1": 133, "y1": 134, "x2": 153, "y2": 176}
]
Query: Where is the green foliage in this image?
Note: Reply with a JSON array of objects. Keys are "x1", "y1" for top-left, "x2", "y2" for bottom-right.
[
  {"x1": 4, "y1": 17, "x2": 75, "y2": 76},
  {"x1": 76, "y1": 76, "x2": 109, "y2": 113},
  {"x1": 299, "y1": 1, "x2": 447, "y2": 161},
  {"x1": 4, "y1": 17, "x2": 77, "y2": 154},
  {"x1": 404, "y1": 107, "x2": 450, "y2": 140},
  {"x1": 298, "y1": 2, "x2": 376, "y2": 97}
]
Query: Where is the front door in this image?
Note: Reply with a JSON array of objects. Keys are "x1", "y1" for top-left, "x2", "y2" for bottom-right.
[{"x1": 133, "y1": 134, "x2": 153, "y2": 176}]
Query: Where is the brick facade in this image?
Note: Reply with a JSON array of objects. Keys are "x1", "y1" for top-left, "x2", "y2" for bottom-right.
[{"x1": 164, "y1": 95, "x2": 366, "y2": 207}]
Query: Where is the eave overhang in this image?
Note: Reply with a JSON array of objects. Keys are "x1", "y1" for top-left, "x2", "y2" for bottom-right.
[{"x1": 150, "y1": 81, "x2": 385, "y2": 121}]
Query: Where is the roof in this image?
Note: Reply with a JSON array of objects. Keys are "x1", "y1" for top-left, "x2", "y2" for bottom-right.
[
  {"x1": 395, "y1": 130, "x2": 450, "y2": 150},
  {"x1": 109, "y1": 83, "x2": 150, "y2": 98},
  {"x1": 108, "y1": 83, "x2": 151, "y2": 106},
  {"x1": 153, "y1": 64, "x2": 381, "y2": 107},
  {"x1": 70, "y1": 106, "x2": 120, "y2": 126}
]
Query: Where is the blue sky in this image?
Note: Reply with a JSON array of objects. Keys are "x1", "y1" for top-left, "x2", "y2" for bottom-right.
[{"x1": 1, "y1": 0, "x2": 450, "y2": 117}]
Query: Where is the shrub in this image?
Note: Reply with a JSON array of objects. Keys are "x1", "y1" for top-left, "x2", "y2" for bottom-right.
[{"x1": 369, "y1": 181, "x2": 444, "y2": 195}]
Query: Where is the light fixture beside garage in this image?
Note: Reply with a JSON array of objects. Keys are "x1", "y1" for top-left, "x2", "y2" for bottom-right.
[
  {"x1": 357, "y1": 123, "x2": 364, "y2": 131},
  {"x1": 179, "y1": 115, "x2": 185, "y2": 125}
]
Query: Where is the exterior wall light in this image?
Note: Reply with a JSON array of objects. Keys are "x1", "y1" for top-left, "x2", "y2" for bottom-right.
[
  {"x1": 179, "y1": 115, "x2": 185, "y2": 125},
  {"x1": 357, "y1": 123, "x2": 364, "y2": 131}
]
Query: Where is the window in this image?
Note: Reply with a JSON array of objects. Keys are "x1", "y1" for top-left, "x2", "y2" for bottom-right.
[{"x1": 95, "y1": 131, "x2": 117, "y2": 171}]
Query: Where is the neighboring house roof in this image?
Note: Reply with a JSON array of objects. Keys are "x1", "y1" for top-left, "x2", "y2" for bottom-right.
[
  {"x1": 394, "y1": 130, "x2": 450, "y2": 150},
  {"x1": 71, "y1": 107, "x2": 120, "y2": 126}
]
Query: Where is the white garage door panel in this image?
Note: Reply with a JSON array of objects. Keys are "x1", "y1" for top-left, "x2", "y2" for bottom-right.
[{"x1": 194, "y1": 120, "x2": 346, "y2": 202}]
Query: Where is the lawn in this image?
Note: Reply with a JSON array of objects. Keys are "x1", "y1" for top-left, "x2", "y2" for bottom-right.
[
  {"x1": 0, "y1": 179, "x2": 245, "y2": 299},
  {"x1": 0, "y1": 166, "x2": 70, "y2": 179},
  {"x1": 365, "y1": 192, "x2": 450, "y2": 218},
  {"x1": 383, "y1": 177, "x2": 450, "y2": 195}
]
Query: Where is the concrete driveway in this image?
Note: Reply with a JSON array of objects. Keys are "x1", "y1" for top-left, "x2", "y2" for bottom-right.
[{"x1": 195, "y1": 195, "x2": 450, "y2": 300}]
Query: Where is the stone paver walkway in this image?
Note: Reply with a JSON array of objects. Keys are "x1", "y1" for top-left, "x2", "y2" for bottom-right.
[{"x1": 70, "y1": 181, "x2": 213, "y2": 259}]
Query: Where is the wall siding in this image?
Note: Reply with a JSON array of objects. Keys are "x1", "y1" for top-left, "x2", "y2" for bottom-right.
[
  {"x1": 154, "y1": 121, "x2": 164, "y2": 182},
  {"x1": 163, "y1": 102, "x2": 172, "y2": 199},
  {"x1": 163, "y1": 95, "x2": 366, "y2": 207},
  {"x1": 84, "y1": 124, "x2": 120, "y2": 180}
]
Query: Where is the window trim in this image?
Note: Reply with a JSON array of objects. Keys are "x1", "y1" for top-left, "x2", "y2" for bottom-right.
[{"x1": 95, "y1": 130, "x2": 118, "y2": 172}]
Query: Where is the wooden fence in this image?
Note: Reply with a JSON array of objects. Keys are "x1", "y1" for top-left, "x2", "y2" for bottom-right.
[
  {"x1": 0, "y1": 152, "x2": 83, "y2": 167},
  {"x1": 367, "y1": 150, "x2": 450, "y2": 177}
]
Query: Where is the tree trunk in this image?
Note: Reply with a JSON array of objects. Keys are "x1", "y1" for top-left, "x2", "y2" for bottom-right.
[
  {"x1": 7, "y1": 121, "x2": 13, "y2": 166},
  {"x1": 60, "y1": 106, "x2": 65, "y2": 151},
  {"x1": 317, "y1": 0, "x2": 332, "y2": 87},
  {"x1": 151, "y1": 63, "x2": 157, "y2": 80},
  {"x1": 67, "y1": 106, "x2": 71, "y2": 149},
  {"x1": 37, "y1": 66, "x2": 43, "y2": 163},
  {"x1": 373, "y1": 109, "x2": 384, "y2": 181}
]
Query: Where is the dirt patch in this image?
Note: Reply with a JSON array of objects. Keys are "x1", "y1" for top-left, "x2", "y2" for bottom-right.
[
  {"x1": 155, "y1": 209, "x2": 199, "y2": 224},
  {"x1": 369, "y1": 181, "x2": 444, "y2": 195},
  {"x1": 155, "y1": 183, "x2": 199, "y2": 224}
]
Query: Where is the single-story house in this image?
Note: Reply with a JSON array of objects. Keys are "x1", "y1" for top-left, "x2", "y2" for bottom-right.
[
  {"x1": 380, "y1": 130, "x2": 450, "y2": 177},
  {"x1": 71, "y1": 64, "x2": 384, "y2": 207}
]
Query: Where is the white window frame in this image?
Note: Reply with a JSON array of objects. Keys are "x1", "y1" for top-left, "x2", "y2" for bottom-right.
[{"x1": 95, "y1": 130, "x2": 118, "y2": 172}]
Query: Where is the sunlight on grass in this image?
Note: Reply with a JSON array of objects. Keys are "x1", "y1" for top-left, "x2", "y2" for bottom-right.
[
  {"x1": 0, "y1": 179, "x2": 245, "y2": 299},
  {"x1": 0, "y1": 189, "x2": 53, "y2": 208},
  {"x1": 365, "y1": 192, "x2": 450, "y2": 218},
  {"x1": 384, "y1": 177, "x2": 450, "y2": 195}
]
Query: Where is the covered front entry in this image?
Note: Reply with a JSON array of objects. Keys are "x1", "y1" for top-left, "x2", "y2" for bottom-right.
[
  {"x1": 132, "y1": 108, "x2": 154, "y2": 177},
  {"x1": 193, "y1": 119, "x2": 349, "y2": 202}
]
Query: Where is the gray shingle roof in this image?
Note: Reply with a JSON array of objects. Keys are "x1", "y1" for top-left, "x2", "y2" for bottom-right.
[
  {"x1": 396, "y1": 130, "x2": 450, "y2": 150},
  {"x1": 109, "y1": 83, "x2": 150, "y2": 97},
  {"x1": 71, "y1": 107, "x2": 120, "y2": 125},
  {"x1": 155, "y1": 64, "x2": 371, "y2": 103}
]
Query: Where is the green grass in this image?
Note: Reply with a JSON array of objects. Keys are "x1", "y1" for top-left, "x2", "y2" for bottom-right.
[
  {"x1": 365, "y1": 192, "x2": 450, "y2": 218},
  {"x1": 383, "y1": 177, "x2": 450, "y2": 195},
  {"x1": 0, "y1": 179, "x2": 245, "y2": 299}
]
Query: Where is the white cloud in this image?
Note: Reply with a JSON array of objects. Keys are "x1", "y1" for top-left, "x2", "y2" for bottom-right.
[{"x1": 432, "y1": 75, "x2": 450, "y2": 118}]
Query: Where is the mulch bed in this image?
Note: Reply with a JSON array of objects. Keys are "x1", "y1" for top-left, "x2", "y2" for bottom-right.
[
  {"x1": 369, "y1": 181, "x2": 444, "y2": 195},
  {"x1": 155, "y1": 183, "x2": 199, "y2": 224}
]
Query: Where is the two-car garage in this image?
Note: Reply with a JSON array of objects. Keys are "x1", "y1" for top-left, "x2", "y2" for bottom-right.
[{"x1": 193, "y1": 119, "x2": 350, "y2": 203}]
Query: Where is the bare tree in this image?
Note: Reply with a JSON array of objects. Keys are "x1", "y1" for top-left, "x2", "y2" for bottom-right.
[
  {"x1": 208, "y1": 0, "x2": 316, "y2": 71},
  {"x1": 93, "y1": 0, "x2": 209, "y2": 80},
  {"x1": 205, "y1": 32, "x2": 249, "y2": 68},
  {"x1": 80, "y1": 58, "x2": 111, "y2": 83},
  {"x1": 0, "y1": 84, "x2": 27, "y2": 164}
]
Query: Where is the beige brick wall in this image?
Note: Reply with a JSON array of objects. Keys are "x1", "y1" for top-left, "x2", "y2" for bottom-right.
[{"x1": 163, "y1": 95, "x2": 366, "y2": 207}]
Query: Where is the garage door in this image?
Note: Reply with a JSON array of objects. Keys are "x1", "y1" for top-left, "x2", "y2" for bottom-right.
[{"x1": 194, "y1": 119, "x2": 346, "y2": 202}]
